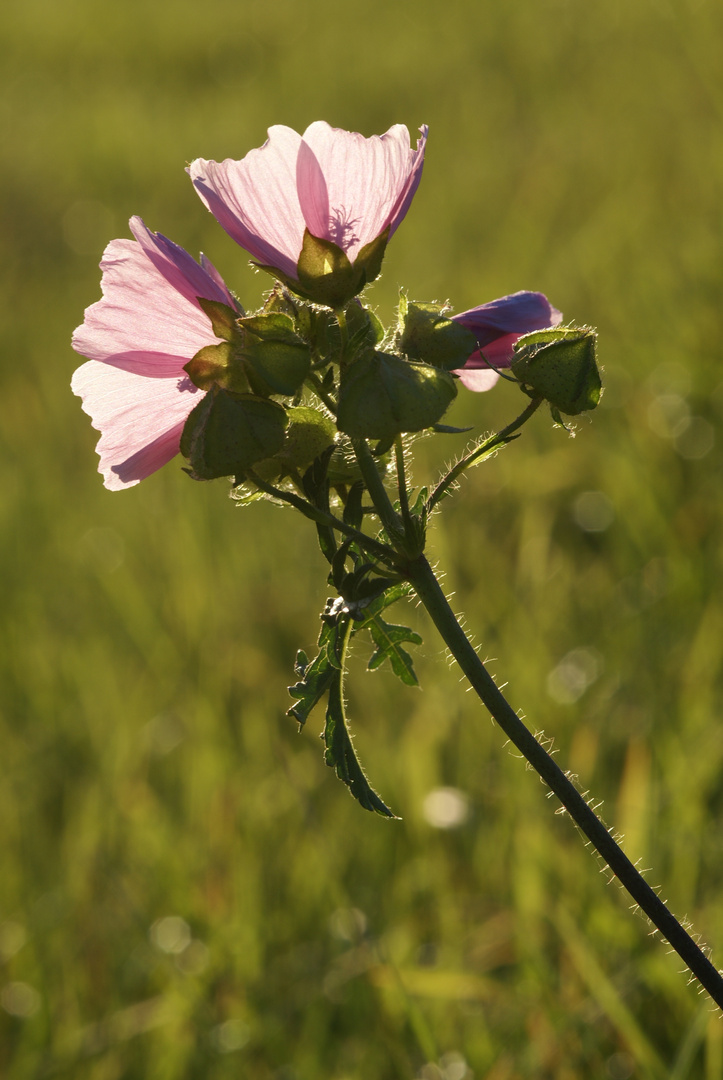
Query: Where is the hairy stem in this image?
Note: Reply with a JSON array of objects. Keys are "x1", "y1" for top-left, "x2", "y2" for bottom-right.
[
  {"x1": 246, "y1": 472, "x2": 397, "y2": 566},
  {"x1": 404, "y1": 552, "x2": 723, "y2": 1009},
  {"x1": 351, "y1": 438, "x2": 402, "y2": 538},
  {"x1": 427, "y1": 397, "x2": 542, "y2": 513},
  {"x1": 306, "y1": 371, "x2": 338, "y2": 415}
]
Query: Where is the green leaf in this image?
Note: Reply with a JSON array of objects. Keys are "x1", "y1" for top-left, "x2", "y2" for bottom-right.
[
  {"x1": 433, "y1": 423, "x2": 474, "y2": 434},
  {"x1": 287, "y1": 644, "x2": 336, "y2": 728},
  {"x1": 342, "y1": 481, "x2": 365, "y2": 529},
  {"x1": 180, "y1": 388, "x2": 288, "y2": 480},
  {"x1": 396, "y1": 296, "x2": 478, "y2": 370},
  {"x1": 337, "y1": 349, "x2": 457, "y2": 441},
  {"x1": 301, "y1": 446, "x2": 337, "y2": 563},
  {"x1": 323, "y1": 668, "x2": 396, "y2": 817},
  {"x1": 366, "y1": 614, "x2": 422, "y2": 686}
]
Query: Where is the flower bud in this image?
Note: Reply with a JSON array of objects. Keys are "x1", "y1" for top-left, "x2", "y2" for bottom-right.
[
  {"x1": 337, "y1": 349, "x2": 457, "y2": 440},
  {"x1": 511, "y1": 327, "x2": 601, "y2": 416},
  {"x1": 180, "y1": 387, "x2": 288, "y2": 480},
  {"x1": 396, "y1": 295, "x2": 478, "y2": 370},
  {"x1": 184, "y1": 311, "x2": 311, "y2": 398}
]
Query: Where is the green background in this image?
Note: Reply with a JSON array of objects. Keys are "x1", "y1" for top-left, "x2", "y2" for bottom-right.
[{"x1": 2, "y1": 0, "x2": 723, "y2": 1075}]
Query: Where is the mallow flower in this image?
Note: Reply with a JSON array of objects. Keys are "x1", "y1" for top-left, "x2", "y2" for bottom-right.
[
  {"x1": 71, "y1": 216, "x2": 238, "y2": 490},
  {"x1": 452, "y1": 291, "x2": 563, "y2": 392},
  {"x1": 188, "y1": 122, "x2": 428, "y2": 304}
]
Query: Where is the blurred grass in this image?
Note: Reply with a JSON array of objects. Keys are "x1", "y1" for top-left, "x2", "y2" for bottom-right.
[{"x1": 2, "y1": 0, "x2": 723, "y2": 1075}]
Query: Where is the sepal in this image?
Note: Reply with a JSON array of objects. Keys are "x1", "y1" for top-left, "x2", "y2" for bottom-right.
[
  {"x1": 184, "y1": 341, "x2": 243, "y2": 393},
  {"x1": 185, "y1": 311, "x2": 311, "y2": 398},
  {"x1": 280, "y1": 227, "x2": 391, "y2": 310},
  {"x1": 197, "y1": 297, "x2": 240, "y2": 341}
]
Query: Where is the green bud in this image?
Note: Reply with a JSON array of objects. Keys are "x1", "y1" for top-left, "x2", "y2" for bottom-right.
[
  {"x1": 396, "y1": 294, "x2": 478, "y2": 370},
  {"x1": 236, "y1": 312, "x2": 311, "y2": 396},
  {"x1": 511, "y1": 326, "x2": 601, "y2": 415},
  {"x1": 180, "y1": 387, "x2": 288, "y2": 480},
  {"x1": 326, "y1": 441, "x2": 390, "y2": 488},
  {"x1": 345, "y1": 299, "x2": 385, "y2": 354},
  {"x1": 337, "y1": 349, "x2": 457, "y2": 441},
  {"x1": 270, "y1": 406, "x2": 337, "y2": 476},
  {"x1": 184, "y1": 312, "x2": 311, "y2": 399}
]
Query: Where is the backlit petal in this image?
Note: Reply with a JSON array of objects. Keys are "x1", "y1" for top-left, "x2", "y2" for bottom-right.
[
  {"x1": 188, "y1": 126, "x2": 305, "y2": 279},
  {"x1": 71, "y1": 361, "x2": 202, "y2": 490}
]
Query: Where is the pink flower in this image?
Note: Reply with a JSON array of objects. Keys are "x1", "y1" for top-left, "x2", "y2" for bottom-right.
[
  {"x1": 452, "y1": 291, "x2": 563, "y2": 392},
  {"x1": 188, "y1": 122, "x2": 428, "y2": 283},
  {"x1": 71, "y1": 216, "x2": 237, "y2": 490}
]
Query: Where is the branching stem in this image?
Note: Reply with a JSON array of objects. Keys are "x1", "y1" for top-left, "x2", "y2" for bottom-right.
[
  {"x1": 427, "y1": 397, "x2": 542, "y2": 512},
  {"x1": 246, "y1": 472, "x2": 397, "y2": 567},
  {"x1": 351, "y1": 438, "x2": 402, "y2": 538}
]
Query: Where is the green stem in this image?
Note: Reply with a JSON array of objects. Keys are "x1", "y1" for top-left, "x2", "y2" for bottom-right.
[
  {"x1": 394, "y1": 436, "x2": 412, "y2": 528},
  {"x1": 306, "y1": 371, "x2": 338, "y2": 415},
  {"x1": 246, "y1": 472, "x2": 397, "y2": 567},
  {"x1": 351, "y1": 438, "x2": 401, "y2": 538},
  {"x1": 427, "y1": 397, "x2": 542, "y2": 513},
  {"x1": 404, "y1": 552, "x2": 723, "y2": 1009},
  {"x1": 336, "y1": 306, "x2": 349, "y2": 357}
]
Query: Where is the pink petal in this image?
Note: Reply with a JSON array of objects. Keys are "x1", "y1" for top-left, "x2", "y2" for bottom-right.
[
  {"x1": 384, "y1": 125, "x2": 428, "y2": 240},
  {"x1": 295, "y1": 138, "x2": 330, "y2": 242},
  {"x1": 298, "y1": 122, "x2": 426, "y2": 263},
  {"x1": 72, "y1": 218, "x2": 235, "y2": 376},
  {"x1": 188, "y1": 126, "x2": 305, "y2": 280},
  {"x1": 451, "y1": 291, "x2": 563, "y2": 392},
  {"x1": 71, "y1": 360, "x2": 202, "y2": 490},
  {"x1": 455, "y1": 366, "x2": 501, "y2": 393}
]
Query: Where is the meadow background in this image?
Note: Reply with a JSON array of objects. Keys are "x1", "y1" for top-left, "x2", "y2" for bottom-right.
[{"x1": 2, "y1": 0, "x2": 723, "y2": 1076}]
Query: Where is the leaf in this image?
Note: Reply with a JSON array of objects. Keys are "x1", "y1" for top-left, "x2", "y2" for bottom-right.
[
  {"x1": 366, "y1": 615, "x2": 422, "y2": 687},
  {"x1": 323, "y1": 669, "x2": 396, "y2": 817},
  {"x1": 432, "y1": 423, "x2": 474, "y2": 434},
  {"x1": 287, "y1": 646, "x2": 336, "y2": 728},
  {"x1": 286, "y1": 619, "x2": 344, "y2": 726},
  {"x1": 301, "y1": 446, "x2": 337, "y2": 563},
  {"x1": 342, "y1": 481, "x2": 365, "y2": 529}
]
